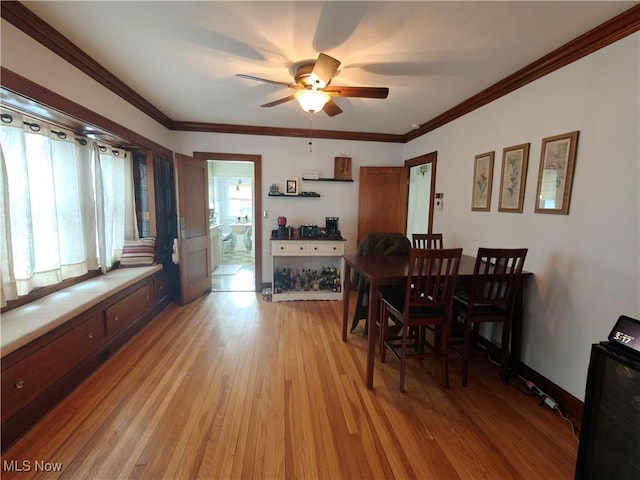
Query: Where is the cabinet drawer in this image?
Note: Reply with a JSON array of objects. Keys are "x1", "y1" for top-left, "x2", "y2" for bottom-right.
[
  {"x1": 1, "y1": 314, "x2": 104, "y2": 422},
  {"x1": 154, "y1": 274, "x2": 169, "y2": 300},
  {"x1": 307, "y1": 242, "x2": 344, "y2": 255},
  {"x1": 273, "y1": 242, "x2": 308, "y2": 254},
  {"x1": 105, "y1": 283, "x2": 154, "y2": 336}
]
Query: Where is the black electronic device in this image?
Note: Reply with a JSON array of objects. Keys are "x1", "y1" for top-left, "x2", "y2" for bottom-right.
[
  {"x1": 326, "y1": 217, "x2": 338, "y2": 233},
  {"x1": 575, "y1": 315, "x2": 640, "y2": 480},
  {"x1": 607, "y1": 315, "x2": 640, "y2": 354},
  {"x1": 277, "y1": 225, "x2": 289, "y2": 239},
  {"x1": 300, "y1": 224, "x2": 318, "y2": 239}
]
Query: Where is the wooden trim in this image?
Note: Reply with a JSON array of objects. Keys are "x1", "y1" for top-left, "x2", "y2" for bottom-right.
[
  {"x1": 404, "y1": 4, "x2": 640, "y2": 142},
  {"x1": 193, "y1": 152, "x2": 263, "y2": 292},
  {"x1": 1, "y1": 68, "x2": 173, "y2": 157},
  {"x1": 404, "y1": 152, "x2": 438, "y2": 234},
  {"x1": 518, "y1": 363, "x2": 583, "y2": 427},
  {"x1": 0, "y1": 1, "x2": 172, "y2": 129},
  {"x1": 477, "y1": 336, "x2": 583, "y2": 426},
  {"x1": 3, "y1": 2, "x2": 638, "y2": 143},
  {"x1": 404, "y1": 151, "x2": 437, "y2": 168},
  {"x1": 174, "y1": 121, "x2": 404, "y2": 143}
]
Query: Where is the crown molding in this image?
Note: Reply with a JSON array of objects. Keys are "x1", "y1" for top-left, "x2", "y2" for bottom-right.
[
  {"x1": 3, "y1": 1, "x2": 639, "y2": 144},
  {"x1": 1, "y1": 0, "x2": 173, "y2": 129},
  {"x1": 403, "y1": 4, "x2": 640, "y2": 142},
  {"x1": 171, "y1": 121, "x2": 403, "y2": 143},
  {"x1": 0, "y1": 68, "x2": 173, "y2": 157}
]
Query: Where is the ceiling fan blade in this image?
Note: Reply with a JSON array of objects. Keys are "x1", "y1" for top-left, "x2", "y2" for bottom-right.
[
  {"x1": 323, "y1": 99, "x2": 343, "y2": 117},
  {"x1": 323, "y1": 85, "x2": 389, "y2": 99},
  {"x1": 236, "y1": 73, "x2": 296, "y2": 88},
  {"x1": 310, "y1": 53, "x2": 341, "y2": 88},
  {"x1": 261, "y1": 95, "x2": 295, "y2": 108}
]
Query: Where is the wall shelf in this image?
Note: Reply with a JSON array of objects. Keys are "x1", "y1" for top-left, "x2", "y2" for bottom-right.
[
  {"x1": 301, "y1": 178, "x2": 353, "y2": 183},
  {"x1": 268, "y1": 192, "x2": 321, "y2": 198}
]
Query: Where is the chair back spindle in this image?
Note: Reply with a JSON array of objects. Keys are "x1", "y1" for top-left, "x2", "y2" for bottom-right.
[{"x1": 412, "y1": 233, "x2": 444, "y2": 249}]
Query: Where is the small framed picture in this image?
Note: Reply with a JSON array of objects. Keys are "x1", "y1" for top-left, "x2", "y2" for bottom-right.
[
  {"x1": 498, "y1": 143, "x2": 530, "y2": 213},
  {"x1": 285, "y1": 177, "x2": 299, "y2": 195},
  {"x1": 471, "y1": 151, "x2": 494, "y2": 211},
  {"x1": 534, "y1": 131, "x2": 579, "y2": 215}
]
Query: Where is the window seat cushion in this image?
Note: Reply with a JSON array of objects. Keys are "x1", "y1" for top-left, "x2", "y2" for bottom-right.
[{"x1": 1, "y1": 264, "x2": 162, "y2": 358}]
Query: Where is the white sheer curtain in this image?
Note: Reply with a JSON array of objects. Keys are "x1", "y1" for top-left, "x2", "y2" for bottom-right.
[
  {"x1": 0, "y1": 111, "x2": 135, "y2": 306},
  {"x1": 94, "y1": 143, "x2": 136, "y2": 272}
]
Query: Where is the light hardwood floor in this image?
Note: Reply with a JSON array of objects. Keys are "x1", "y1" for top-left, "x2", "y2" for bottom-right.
[{"x1": 2, "y1": 292, "x2": 578, "y2": 479}]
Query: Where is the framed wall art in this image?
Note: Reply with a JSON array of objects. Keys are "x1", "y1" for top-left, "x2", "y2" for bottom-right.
[
  {"x1": 285, "y1": 177, "x2": 299, "y2": 195},
  {"x1": 471, "y1": 151, "x2": 494, "y2": 211},
  {"x1": 534, "y1": 131, "x2": 579, "y2": 215},
  {"x1": 498, "y1": 143, "x2": 530, "y2": 213}
]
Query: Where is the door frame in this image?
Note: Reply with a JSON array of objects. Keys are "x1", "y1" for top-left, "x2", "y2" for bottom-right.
[
  {"x1": 405, "y1": 151, "x2": 437, "y2": 234},
  {"x1": 194, "y1": 151, "x2": 262, "y2": 293}
]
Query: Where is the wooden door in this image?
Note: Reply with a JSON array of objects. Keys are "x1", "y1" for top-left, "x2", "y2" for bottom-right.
[
  {"x1": 357, "y1": 166, "x2": 408, "y2": 245},
  {"x1": 175, "y1": 153, "x2": 211, "y2": 304}
]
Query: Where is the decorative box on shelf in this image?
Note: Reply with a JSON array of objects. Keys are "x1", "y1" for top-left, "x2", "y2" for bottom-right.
[
  {"x1": 334, "y1": 156, "x2": 352, "y2": 180},
  {"x1": 302, "y1": 169, "x2": 319, "y2": 180}
]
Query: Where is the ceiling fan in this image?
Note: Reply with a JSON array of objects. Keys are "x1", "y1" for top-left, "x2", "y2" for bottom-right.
[{"x1": 236, "y1": 53, "x2": 389, "y2": 116}]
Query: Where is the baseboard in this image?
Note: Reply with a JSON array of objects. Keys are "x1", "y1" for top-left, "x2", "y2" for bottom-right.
[
  {"x1": 476, "y1": 336, "x2": 583, "y2": 426},
  {"x1": 517, "y1": 363, "x2": 583, "y2": 426}
]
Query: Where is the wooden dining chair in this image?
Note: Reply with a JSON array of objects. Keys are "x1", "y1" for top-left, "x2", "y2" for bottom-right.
[
  {"x1": 411, "y1": 233, "x2": 444, "y2": 249},
  {"x1": 452, "y1": 247, "x2": 528, "y2": 386},
  {"x1": 378, "y1": 247, "x2": 463, "y2": 391}
]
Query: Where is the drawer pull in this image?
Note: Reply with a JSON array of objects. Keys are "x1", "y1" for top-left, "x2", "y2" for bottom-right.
[
  {"x1": 15, "y1": 380, "x2": 24, "y2": 389},
  {"x1": 145, "y1": 293, "x2": 151, "y2": 299},
  {"x1": 314, "y1": 247, "x2": 318, "y2": 250},
  {"x1": 87, "y1": 332, "x2": 94, "y2": 339},
  {"x1": 114, "y1": 315, "x2": 120, "y2": 321},
  {"x1": 300, "y1": 247, "x2": 304, "y2": 250},
  {"x1": 280, "y1": 246, "x2": 284, "y2": 250},
  {"x1": 159, "y1": 285, "x2": 164, "y2": 290}
]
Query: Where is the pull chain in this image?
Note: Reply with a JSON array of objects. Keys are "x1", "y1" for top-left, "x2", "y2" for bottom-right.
[{"x1": 308, "y1": 114, "x2": 313, "y2": 152}]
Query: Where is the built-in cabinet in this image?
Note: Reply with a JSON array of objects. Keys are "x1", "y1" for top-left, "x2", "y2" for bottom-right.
[
  {"x1": 1, "y1": 270, "x2": 171, "y2": 450},
  {"x1": 2, "y1": 150, "x2": 179, "y2": 451},
  {"x1": 210, "y1": 224, "x2": 223, "y2": 270},
  {"x1": 271, "y1": 239, "x2": 345, "y2": 302}
]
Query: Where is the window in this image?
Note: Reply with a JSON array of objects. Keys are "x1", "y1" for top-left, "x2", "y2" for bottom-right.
[
  {"x1": 228, "y1": 179, "x2": 252, "y2": 220},
  {"x1": 0, "y1": 111, "x2": 135, "y2": 307}
]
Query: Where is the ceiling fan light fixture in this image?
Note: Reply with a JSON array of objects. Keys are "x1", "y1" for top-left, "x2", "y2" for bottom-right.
[{"x1": 295, "y1": 89, "x2": 330, "y2": 113}]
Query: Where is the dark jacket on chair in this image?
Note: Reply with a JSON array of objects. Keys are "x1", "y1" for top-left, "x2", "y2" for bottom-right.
[{"x1": 350, "y1": 232, "x2": 411, "y2": 332}]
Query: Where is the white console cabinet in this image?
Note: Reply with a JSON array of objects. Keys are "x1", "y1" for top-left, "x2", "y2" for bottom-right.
[{"x1": 270, "y1": 239, "x2": 345, "y2": 302}]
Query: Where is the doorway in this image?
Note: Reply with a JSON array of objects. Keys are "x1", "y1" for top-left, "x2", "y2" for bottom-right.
[
  {"x1": 194, "y1": 152, "x2": 262, "y2": 293},
  {"x1": 405, "y1": 152, "x2": 437, "y2": 236}
]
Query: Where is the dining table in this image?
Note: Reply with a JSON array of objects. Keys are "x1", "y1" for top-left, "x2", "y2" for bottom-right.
[{"x1": 341, "y1": 253, "x2": 531, "y2": 389}]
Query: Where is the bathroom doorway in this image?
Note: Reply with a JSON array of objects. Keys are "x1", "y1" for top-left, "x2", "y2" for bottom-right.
[{"x1": 199, "y1": 153, "x2": 262, "y2": 293}]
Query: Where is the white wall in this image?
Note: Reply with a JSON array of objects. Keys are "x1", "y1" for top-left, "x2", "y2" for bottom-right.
[
  {"x1": 171, "y1": 132, "x2": 403, "y2": 279},
  {"x1": 0, "y1": 20, "x2": 171, "y2": 149},
  {"x1": 404, "y1": 33, "x2": 640, "y2": 400},
  {"x1": 4, "y1": 14, "x2": 638, "y2": 400}
]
